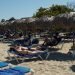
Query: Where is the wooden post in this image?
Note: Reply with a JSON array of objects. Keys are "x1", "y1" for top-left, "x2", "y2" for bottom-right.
[{"x1": 73, "y1": 32, "x2": 75, "y2": 46}]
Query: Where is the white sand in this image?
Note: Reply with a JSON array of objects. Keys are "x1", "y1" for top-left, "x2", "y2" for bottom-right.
[{"x1": 0, "y1": 42, "x2": 75, "y2": 75}]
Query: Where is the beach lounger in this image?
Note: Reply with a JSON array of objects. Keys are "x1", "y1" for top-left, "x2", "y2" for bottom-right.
[
  {"x1": 7, "y1": 49, "x2": 46, "y2": 63},
  {"x1": 0, "y1": 62, "x2": 34, "y2": 75},
  {"x1": 0, "y1": 62, "x2": 8, "y2": 68},
  {"x1": 43, "y1": 36, "x2": 64, "y2": 59},
  {"x1": 0, "y1": 66, "x2": 33, "y2": 75},
  {"x1": 0, "y1": 62, "x2": 9, "y2": 69}
]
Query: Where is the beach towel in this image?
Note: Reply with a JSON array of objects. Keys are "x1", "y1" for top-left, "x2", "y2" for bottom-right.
[
  {"x1": 0, "y1": 62, "x2": 8, "y2": 68},
  {"x1": 0, "y1": 66, "x2": 31, "y2": 75},
  {"x1": 0, "y1": 69, "x2": 20, "y2": 75}
]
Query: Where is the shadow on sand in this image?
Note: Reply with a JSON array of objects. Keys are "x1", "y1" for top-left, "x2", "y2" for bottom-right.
[
  {"x1": 5, "y1": 56, "x2": 42, "y2": 65},
  {"x1": 46, "y1": 52, "x2": 74, "y2": 61},
  {"x1": 70, "y1": 65, "x2": 75, "y2": 72},
  {"x1": 5, "y1": 47, "x2": 74, "y2": 65}
]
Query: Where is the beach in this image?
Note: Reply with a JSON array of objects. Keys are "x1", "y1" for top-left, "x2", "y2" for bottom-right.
[{"x1": 0, "y1": 41, "x2": 75, "y2": 75}]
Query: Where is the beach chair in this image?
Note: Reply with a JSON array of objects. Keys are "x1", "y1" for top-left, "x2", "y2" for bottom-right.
[
  {"x1": 7, "y1": 49, "x2": 46, "y2": 63},
  {"x1": 0, "y1": 62, "x2": 9, "y2": 69},
  {"x1": 0, "y1": 62, "x2": 34, "y2": 75},
  {"x1": 42, "y1": 32, "x2": 64, "y2": 49},
  {"x1": 0, "y1": 66, "x2": 33, "y2": 75},
  {"x1": 44, "y1": 36, "x2": 64, "y2": 59}
]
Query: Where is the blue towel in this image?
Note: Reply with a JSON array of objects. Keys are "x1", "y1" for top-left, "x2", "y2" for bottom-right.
[
  {"x1": 0, "y1": 62, "x2": 8, "y2": 68},
  {"x1": 0, "y1": 62, "x2": 31, "y2": 75},
  {"x1": 11, "y1": 66, "x2": 30, "y2": 73},
  {"x1": 0, "y1": 66, "x2": 31, "y2": 75},
  {"x1": 0, "y1": 71, "x2": 13, "y2": 75},
  {"x1": 0, "y1": 69, "x2": 22, "y2": 75}
]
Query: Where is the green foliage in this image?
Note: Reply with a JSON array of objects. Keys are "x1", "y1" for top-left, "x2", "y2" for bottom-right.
[
  {"x1": 33, "y1": 7, "x2": 47, "y2": 18},
  {"x1": 1, "y1": 19, "x2": 5, "y2": 22},
  {"x1": 8, "y1": 17, "x2": 15, "y2": 21},
  {"x1": 33, "y1": 5, "x2": 74, "y2": 17}
]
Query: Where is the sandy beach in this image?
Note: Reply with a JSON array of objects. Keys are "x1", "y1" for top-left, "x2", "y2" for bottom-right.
[{"x1": 0, "y1": 41, "x2": 75, "y2": 75}]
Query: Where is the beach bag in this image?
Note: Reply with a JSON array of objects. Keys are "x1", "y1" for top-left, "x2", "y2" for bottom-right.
[{"x1": 32, "y1": 38, "x2": 39, "y2": 44}]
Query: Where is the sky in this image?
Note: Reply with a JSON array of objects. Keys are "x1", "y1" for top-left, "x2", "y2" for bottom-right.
[{"x1": 0, "y1": 0, "x2": 75, "y2": 20}]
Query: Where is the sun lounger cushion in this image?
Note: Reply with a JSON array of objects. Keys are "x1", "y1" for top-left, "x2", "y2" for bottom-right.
[
  {"x1": 0, "y1": 69, "x2": 21, "y2": 75},
  {"x1": 0, "y1": 71, "x2": 14, "y2": 75},
  {"x1": 0, "y1": 66, "x2": 31, "y2": 75},
  {"x1": 11, "y1": 66, "x2": 31, "y2": 73},
  {"x1": 0, "y1": 62, "x2": 32, "y2": 75},
  {"x1": 0, "y1": 62, "x2": 8, "y2": 68}
]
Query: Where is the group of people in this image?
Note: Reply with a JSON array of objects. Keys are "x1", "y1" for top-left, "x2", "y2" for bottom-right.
[
  {"x1": 9, "y1": 32, "x2": 61, "y2": 55},
  {"x1": 10, "y1": 33, "x2": 43, "y2": 54}
]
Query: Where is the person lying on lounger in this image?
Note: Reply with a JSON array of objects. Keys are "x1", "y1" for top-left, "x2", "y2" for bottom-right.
[{"x1": 10, "y1": 44, "x2": 43, "y2": 54}]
